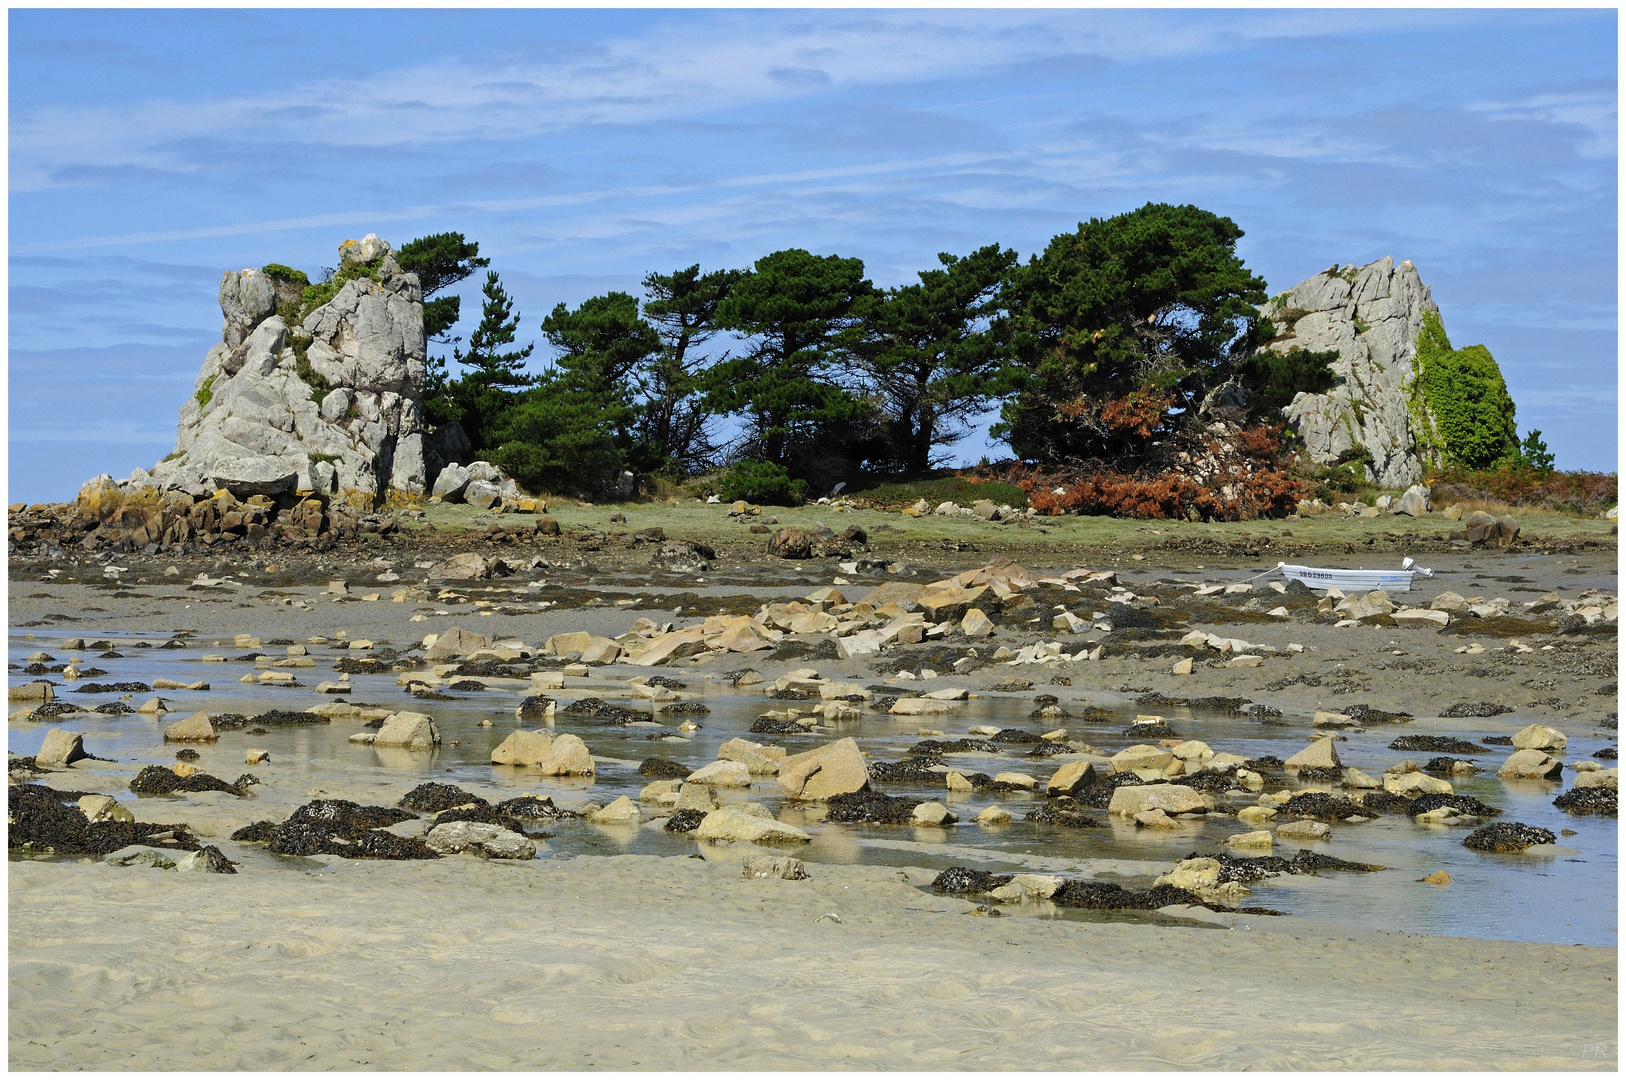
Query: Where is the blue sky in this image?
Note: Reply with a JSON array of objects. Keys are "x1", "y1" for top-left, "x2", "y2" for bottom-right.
[{"x1": 9, "y1": 8, "x2": 1617, "y2": 502}]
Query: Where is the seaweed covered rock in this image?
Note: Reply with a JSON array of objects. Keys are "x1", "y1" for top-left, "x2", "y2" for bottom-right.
[
  {"x1": 823, "y1": 791, "x2": 921, "y2": 824},
  {"x1": 1463, "y1": 822, "x2": 1556, "y2": 852},
  {"x1": 638, "y1": 758, "x2": 693, "y2": 780},
  {"x1": 1051, "y1": 881, "x2": 1207, "y2": 911},
  {"x1": 9, "y1": 784, "x2": 200, "y2": 856},
  {"x1": 129, "y1": 765, "x2": 244, "y2": 797},
  {"x1": 931, "y1": 867, "x2": 1016, "y2": 895},
  {"x1": 664, "y1": 808, "x2": 706, "y2": 833},
  {"x1": 1554, "y1": 787, "x2": 1617, "y2": 817},
  {"x1": 237, "y1": 799, "x2": 432, "y2": 860},
  {"x1": 1385, "y1": 735, "x2": 1489, "y2": 751},
  {"x1": 1407, "y1": 793, "x2": 1503, "y2": 819},
  {"x1": 1025, "y1": 799, "x2": 1102, "y2": 828},
  {"x1": 868, "y1": 758, "x2": 944, "y2": 783},
  {"x1": 399, "y1": 782, "x2": 487, "y2": 814},
  {"x1": 1276, "y1": 792, "x2": 1369, "y2": 822}
]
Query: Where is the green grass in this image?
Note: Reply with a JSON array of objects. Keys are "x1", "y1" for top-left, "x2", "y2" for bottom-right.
[{"x1": 195, "y1": 375, "x2": 215, "y2": 409}]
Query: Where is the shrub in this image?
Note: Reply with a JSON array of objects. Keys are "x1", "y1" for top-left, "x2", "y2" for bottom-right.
[
  {"x1": 1411, "y1": 312, "x2": 1519, "y2": 469},
  {"x1": 847, "y1": 475, "x2": 1028, "y2": 510},
  {"x1": 261, "y1": 263, "x2": 310, "y2": 286},
  {"x1": 298, "y1": 256, "x2": 383, "y2": 319},
  {"x1": 195, "y1": 375, "x2": 215, "y2": 409},
  {"x1": 1427, "y1": 464, "x2": 1616, "y2": 517},
  {"x1": 719, "y1": 461, "x2": 806, "y2": 506},
  {"x1": 1235, "y1": 347, "x2": 1339, "y2": 419}
]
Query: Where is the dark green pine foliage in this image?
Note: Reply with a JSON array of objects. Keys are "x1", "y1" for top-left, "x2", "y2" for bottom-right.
[
  {"x1": 1233, "y1": 347, "x2": 1341, "y2": 422},
  {"x1": 996, "y1": 202, "x2": 1269, "y2": 463},
  {"x1": 397, "y1": 232, "x2": 490, "y2": 342},
  {"x1": 490, "y1": 292, "x2": 658, "y2": 496},
  {"x1": 860, "y1": 243, "x2": 1019, "y2": 474},
  {"x1": 438, "y1": 271, "x2": 535, "y2": 451},
  {"x1": 638, "y1": 265, "x2": 744, "y2": 475},
  {"x1": 708, "y1": 248, "x2": 877, "y2": 478}
]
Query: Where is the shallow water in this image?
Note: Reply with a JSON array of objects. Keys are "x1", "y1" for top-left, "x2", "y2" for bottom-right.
[{"x1": 10, "y1": 628, "x2": 1617, "y2": 947}]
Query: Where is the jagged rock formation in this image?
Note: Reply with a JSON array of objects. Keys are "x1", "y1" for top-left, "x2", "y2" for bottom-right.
[
  {"x1": 1261, "y1": 256, "x2": 1516, "y2": 487},
  {"x1": 145, "y1": 234, "x2": 431, "y2": 499},
  {"x1": 1262, "y1": 257, "x2": 1436, "y2": 487}
]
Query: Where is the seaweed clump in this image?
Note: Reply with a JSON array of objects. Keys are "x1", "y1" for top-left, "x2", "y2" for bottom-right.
[
  {"x1": 129, "y1": 765, "x2": 245, "y2": 797},
  {"x1": 1462, "y1": 822, "x2": 1556, "y2": 852},
  {"x1": 930, "y1": 867, "x2": 1015, "y2": 894},
  {"x1": 638, "y1": 758, "x2": 693, "y2": 779},
  {"x1": 868, "y1": 758, "x2": 944, "y2": 783},
  {"x1": 1025, "y1": 798, "x2": 1101, "y2": 828},
  {"x1": 232, "y1": 799, "x2": 433, "y2": 860},
  {"x1": 399, "y1": 783, "x2": 487, "y2": 814},
  {"x1": 9, "y1": 784, "x2": 199, "y2": 856},
  {"x1": 1389, "y1": 735, "x2": 1482, "y2": 754},
  {"x1": 1553, "y1": 787, "x2": 1617, "y2": 817},
  {"x1": 664, "y1": 809, "x2": 706, "y2": 833},
  {"x1": 823, "y1": 791, "x2": 921, "y2": 824},
  {"x1": 1276, "y1": 792, "x2": 1370, "y2": 822}
]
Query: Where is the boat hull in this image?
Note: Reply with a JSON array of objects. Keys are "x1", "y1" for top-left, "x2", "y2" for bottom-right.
[{"x1": 1278, "y1": 564, "x2": 1417, "y2": 592}]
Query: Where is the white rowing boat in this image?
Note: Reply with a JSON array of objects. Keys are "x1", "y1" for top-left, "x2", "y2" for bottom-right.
[{"x1": 1276, "y1": 558, "x2": 1434, "y2": 593}]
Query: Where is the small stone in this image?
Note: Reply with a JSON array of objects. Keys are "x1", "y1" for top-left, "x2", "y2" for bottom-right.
[
  {"x1": 1423, "y1": 871, "x2": 1452, "y2": 886},
  {"x1": 245, "y1": 749, "x2": 271, "y2": 765},
  {"x1": 1222, "y1": 830, "x2": 1274, "y2": 849},
  {"x1": 1236, "y1": 805, "x2": 1277, "y2": 825},
  {"x1": 976, "y1": 805, "x2": 1012, "y2": 825},
  {"x1": 1275, "y1": 820, "x2": 1331, "y2": 841},
  {"x1": 945, "y1": 770, "x2": 974, "y2": 792},
  {"x1": 1171, "y1": 657, "x2": 1193, "y2": 675},
  {"x1": 162, "y1": 712, "x2": 218, "y2": 743},
  {"x1": 589, "y1": 795, "x2": 642, "y2": 825}
]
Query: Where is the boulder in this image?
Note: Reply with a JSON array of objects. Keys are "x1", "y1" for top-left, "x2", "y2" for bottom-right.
[
  {"x1": 1110, "y1": 745, "x2": 1174, "y2": 774},
  {"x1": 177, "y1": 846, "x2": 238, "y2": 873},
  {"x1": 1155, "y1": 857, "x2": 1220, "y2": 893},
  {"x1": 589, "y1": 796, "x2": 642, "y2": 825},
  {"x1": 432, "y1": 553, "x2": 491, "y2": 582},
  {"x1": 685, "y1": 760, "x2": 753, "y2": 788},
  {"x1": 960, "y1": 609, "x2": 995, "y2": 638},
  {"x1": 1107, "y1": 784, "x2": 1206, "y2": 817},
  {"x1": 534, "y1": 733, "x2": 594, "y2": 776},
  {"x1": 491, "y1": 730, "x2": 554, "y2": 767},
  {"x1": 695, "y1": 803, "x2": 811, "y2": 845},
  {"x1": 675, "y1": 782, "x2": 722, "y2": 812},
  {"x1": 1575, "y1": 768, "x2": 1618, "y2": 790},
  {"x1": 1284, "y1": 737, "x2": 1341, "y2": 772},
  {"x1": 717, "y1": 738, "x2": 786, "y2": 776},
  {"x1": 989, "y1": 874, "x2": 1063, "y2": 903},
  {"x1": 35, "y1": 728, "x2": 88, "y2": 767},
  {"x1": 911, "y1": 801, "x2": 957, "y2": 826},
  {"x1": 1498, "y1": 749, "x2": 1564, "y2": 781},
  {"x1": 1276, "y1": 820, "x2": 1332, "y2": 841},
  {"x1": 162, "y1": 712, "x2": 218, "y2": 743},
  {"x1": 373, "y1": 712, "x2": 440, "y2": 750},
  {"x1": 769, "y1": 528, "x2": 812, "y2": 559},
  {"x1": 1222, "y1": 830, "x2": 1274, "y2": 849},
  {"x1": 78, "y1": 794, "x2": 134, "y2": 823},
  {"x1": 1393, "y1": 484, "x2": 1431, "y2": 516},
  {"x1": 425, "y1": 626, "x2": 493, "y2": 661},
  {"x1": 1045, "y1": 761, "x2": 1097, "y2": 797},
  {"x1": 425, "y1": 821, "x2": 536, "y2": 859},
  {"x1": 1384, "y1": 771, "x2": 1453, "y2": 797},
  {"x1": 778, "y1": 737, "x2": 870, "y2": 800},
  {"x1": 1510, "y1": 724, "x2": 1567, "y2": 752}
]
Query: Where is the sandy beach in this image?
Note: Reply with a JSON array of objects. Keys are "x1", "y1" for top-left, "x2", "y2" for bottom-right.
[
  {"x1": 10, "y1": 852, "x2": 1617, "y2": 1070},
  {"x1": 9, "y1": 506, "x2": 1618, "y2": 1070}
]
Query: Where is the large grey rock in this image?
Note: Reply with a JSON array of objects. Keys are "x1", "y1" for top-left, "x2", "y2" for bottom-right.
[
  {"x1": 35, "y1": 728, "x2": 87, "y2": 767},
  {"x1": 219, "y1": 268, "x2": 278, "y2": 349},
  {"x1": 373, "y1": 712, "x2": 440, "y2": 750},
  {"x1": 1394, "y1": 484, "x2": 1431, "y2": 516},
  {"x1": 432, "y1": 462, "x2": 473, "y2": 501},
  {"x1": 1266, "y1": 257, "x2": 1438, "y2": 487},
  {"x1": 425, "y1": 821, "x2": 536, "y2": 859},
  {"x1": 141, "y1": 234, "x2": 478, "y2": 501}
]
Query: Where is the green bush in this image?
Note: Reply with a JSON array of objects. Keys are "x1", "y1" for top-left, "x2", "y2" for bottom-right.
[
  {"x1": 719, "y1": 461, "x2": 806, "y2": 506},
  {"x1": 261, "y1": 263, "x2": 310, "y2": 286},
  {"x1": 1235, "y1": 347, "x2": 1339, "y2": 419},
  {"x1": 1411, "y1": 311, "x2": 1518, "y2": 469},
  {"x1": 195, "y1": 375, "x2": 215, "y2": 409},
  {"x1": 298, "y1": 257, "x2": 384, "y2": 319}
]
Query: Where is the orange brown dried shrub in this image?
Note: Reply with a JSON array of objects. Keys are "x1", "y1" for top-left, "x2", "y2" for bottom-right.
[{"x1": 1007, "y1": 423, "x2": 1305, "y2": 521}]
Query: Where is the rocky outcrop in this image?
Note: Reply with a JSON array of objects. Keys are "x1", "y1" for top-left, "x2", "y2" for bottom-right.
[
  {"x1": 1263, "y1": 256, "x2": 1520, "y2": 486},
  {"x1": 1263, "y1": 257, "x2": 1438, "y2": 487},
  {"x1": 148, "y1": 234, "x2": 432, "y2": 499}
]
